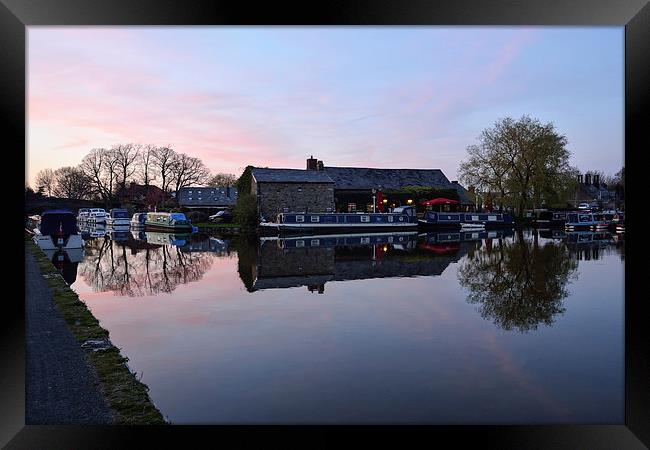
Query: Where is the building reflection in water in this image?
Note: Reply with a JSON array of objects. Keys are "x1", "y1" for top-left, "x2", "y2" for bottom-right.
[{"x1": 240, "y1": 230, "x2": 515, "y2": 293}]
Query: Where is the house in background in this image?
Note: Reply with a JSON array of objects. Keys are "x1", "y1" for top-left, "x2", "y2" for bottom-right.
[
  {"x1": 121, "y1": 182, "x2": 167, "y2": 209},
  {"x1": 177, "y1": 186, "x2": 238, "y2": 214},
  {"x1": 250, "y1": 156, "x2": 474, "y2": 221},
  {"x1": 569, "y1": 172, "x2": 617, "y2": 209}
]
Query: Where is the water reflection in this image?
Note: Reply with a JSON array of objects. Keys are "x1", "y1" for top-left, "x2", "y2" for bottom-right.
[
  {"x1": 77, "y1": 233, "x2": 218, "y2": 296},
  {"x1": 241, "y1": 231, "x2": 514, "y2": 293},
  {"x1": 42, "y1": 247, "x2": 84, "y2": 285},
  {"x1": 457, "y1": 230, "x2": 579, "y2": 332}
]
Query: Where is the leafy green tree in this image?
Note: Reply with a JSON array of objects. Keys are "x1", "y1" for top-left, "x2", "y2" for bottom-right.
[{"x1": 460, "y1": 115, "x2": 578, "y2": 217}]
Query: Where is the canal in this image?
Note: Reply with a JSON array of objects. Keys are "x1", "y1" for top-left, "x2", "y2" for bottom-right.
[{"x1": 55, "y1": 227, "x2": 624, "y2": 424}]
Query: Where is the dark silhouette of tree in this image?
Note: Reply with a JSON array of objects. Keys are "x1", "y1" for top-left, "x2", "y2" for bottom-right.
[{"x1": 458, "y1": 231, "x2": 578, "y2": 332}]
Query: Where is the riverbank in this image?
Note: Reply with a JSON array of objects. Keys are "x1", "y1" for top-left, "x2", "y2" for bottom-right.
[{"x1": 26, "y1": 241, "x2": 167, "y2": 424}]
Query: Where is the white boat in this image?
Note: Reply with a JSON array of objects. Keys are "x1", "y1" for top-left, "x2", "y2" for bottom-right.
[
  {"x1": 32, "y1": 209, "x2": 84, "y2": 250},
  {"x1": 76, "y1": 208, "x2": 90, "y2": 222},
  {"x1": 130, "y1": 212, "x2": 147, "y2": 228},
  {"x1": 106, "y1": 208, "x2": 130, "y2": 226},
  {"x1": 87, "y1": 208, "x2": 107, "y2": 223}
]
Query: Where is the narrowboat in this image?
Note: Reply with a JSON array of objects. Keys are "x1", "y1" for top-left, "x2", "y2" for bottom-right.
[
  {"x1": 144, "y1": 212, "x2": 194, "y2": 232},
  {"x1": 534, "y1": 210, "x2": 568, "y2": 227},
  {"x1": 87, "y1": 208, "x2": 107, "y2": 223},
  {"x1": 106, "y1": 208, "x2": 130, "y2": 226},
  {"x1": 419, "y1": 211, "x2": 513, "y2": 229},
  {"x1": 130, "y1": 212, "x2": 147, "y2": 228},
  {"x1": 259, "y1": 206, "x2": 419, "y2": 234},
  {"x1": 565, "y1": 212, "x2": 598, "y2": 231},
  {"x1": 32, "y1": 209, "x2": 84, "y2": 250}
]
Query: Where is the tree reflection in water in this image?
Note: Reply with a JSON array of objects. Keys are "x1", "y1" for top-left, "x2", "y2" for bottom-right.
[
  {"x1": 457, "y1": 230, "x2": 579, "y2": 332},
  {"x1": 78, "y1": 236, "x2": 217, "y2": 296}
]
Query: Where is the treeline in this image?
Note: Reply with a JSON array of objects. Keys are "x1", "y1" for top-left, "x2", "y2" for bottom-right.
[{"x1": 31, "y1": 144, "x2": 237, "y2": 206}]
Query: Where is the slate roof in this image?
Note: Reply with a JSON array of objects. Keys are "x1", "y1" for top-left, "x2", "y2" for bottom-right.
[
  {"x1": 177, "y1": 186, "x2": 238, "y2": 207},
  {"x1": 323, "y1": 166, "x2": 450, "y2": 190},
  {"x1": 251, "y1": 168, "x2": 334, "y2": 183}
]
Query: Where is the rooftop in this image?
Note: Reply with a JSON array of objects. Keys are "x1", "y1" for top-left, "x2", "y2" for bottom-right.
[
  {"x1": 251, "y1": 167, "x2": 334, "y2": 183},
  {"x1": 323, "y1": 166, "x2": 450, "y2": 190}
]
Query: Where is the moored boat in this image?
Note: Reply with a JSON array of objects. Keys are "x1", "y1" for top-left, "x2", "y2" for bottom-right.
[
  {"x1": 87, "y1": 208, "x2": 107, "y2": 223},
  {"x1": 106, "y1": 208, "x2": 130, "y2": 226},
  {"x1": 76, "y1": 208, "x2": 90, "y2": 222},
  {"x1": 565, "y1": 212, "x2": 598, "y2": 231},
  {"x1": 144, "y1": 212, "x2": 194, "y2": 232},
  {"x1": 419, "y1": 211, "x2": 513, "y2": 229},
  {"x1": 534, "y1": 210, "x2": 568, "y2": 227},
  {"x1": 130, "y1": 212, "x2": 147, "y2": 228},
  {"x1": 32, "y1": 209, "x2": 84, "y2": 250},
  {"x1": 259, "y1": 206, "x2": 419, "y2": 234}
]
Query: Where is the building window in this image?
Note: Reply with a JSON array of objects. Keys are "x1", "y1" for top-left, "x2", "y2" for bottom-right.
[{"x1": 296, "y1": 215, "x2": 305, "y2": 223}]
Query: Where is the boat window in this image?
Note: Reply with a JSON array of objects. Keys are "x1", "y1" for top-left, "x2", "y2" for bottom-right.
[
  {"x1": 311, "y1": 216, "x2": 320, "y2": 223},
  {"x1": 388, "y1": 215, "x2": 393, "y2": 222},
  {"x1": 296, "y1": 215, "x2": 305, "y2": 223},
  {"x1": 488, "y1": 215, "x2": 497, "y2": 221},
  {"x1": 361, "y1": 215, "x2": 370, "y2": 223},
  {"x1": 311, "y1": 239, "x2": 319, "y2": 246}
]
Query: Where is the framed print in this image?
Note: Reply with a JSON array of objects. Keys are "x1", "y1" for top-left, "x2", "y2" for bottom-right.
[{"x1": 3, "y1": 0, "x2": 649, "y2": 447}]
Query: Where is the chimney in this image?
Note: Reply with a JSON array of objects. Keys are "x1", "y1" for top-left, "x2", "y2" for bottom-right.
[
  {"x1": 585, "y1": 173, "x2": 591, "y2": 185},
  {"x1": 317, "y1": 160, "x2": 324, "y2": 171},
  {"x1": 578, "y1": 174, "x2": 583, "y2": 184},
  {"x1": 226, "y1": 186, "x2": 230, "y2": 197},
  {"x1": 594, "y1": 174, "x2": 600, "y2": 186},
  {"x1": 306, "y1": 155, "x2": 318, "y2": 171}
]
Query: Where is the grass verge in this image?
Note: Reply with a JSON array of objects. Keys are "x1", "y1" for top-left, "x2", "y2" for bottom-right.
[{"x1": 27, "y1": 240, "x2": 168, "y2": 424}]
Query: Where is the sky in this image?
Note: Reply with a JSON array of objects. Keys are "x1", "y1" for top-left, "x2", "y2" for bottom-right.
[{"x1": 27, "y1": 26, "x2": 624, "y2": 187}]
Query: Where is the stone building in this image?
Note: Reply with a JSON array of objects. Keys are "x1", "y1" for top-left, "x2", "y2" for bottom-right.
[
  {"x1": 251, "y1": 167, "x2": 335, "y2": 220},
  {"x1": 250, "y1": 156, "x2": 473, "y2": 220}
]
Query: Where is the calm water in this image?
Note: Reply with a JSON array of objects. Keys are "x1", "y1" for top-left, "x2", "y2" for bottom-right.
[{"x1": 60, "y1": 226, "x2": 624, "y2": 424}]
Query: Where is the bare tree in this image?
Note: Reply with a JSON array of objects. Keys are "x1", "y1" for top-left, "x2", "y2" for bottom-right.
[
  {"x1": 113, "y1": 143, "x2": 140, "y2": 195},
  {"x1": 79, "y1": 148, "x2": 119, "y2": 204},
  {"x1": 35, "y1": 168, "x2": 55, "y2": 197},
  {"x1": 169, "y1": 152, "x2": 211, "y2": 196},
  {"x1": 52, "y1": 166, "x2": 90, "y2": 199},
  {"x1": 207, "y1": 172, "x2": 237, "y2": 188},
  {"x1": 138, "y1": 144, "x2": 158, "y2": 187},
  {"x1": 151, "y1": 146, "x2": 177, "y2": 194}
]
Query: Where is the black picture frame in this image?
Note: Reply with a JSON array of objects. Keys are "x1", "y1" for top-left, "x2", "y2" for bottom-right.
[{"x1": 4, "y1": 0, "x2": 648, "y2": 447}]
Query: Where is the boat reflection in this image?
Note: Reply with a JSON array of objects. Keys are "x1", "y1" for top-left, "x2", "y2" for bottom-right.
[
  {"x1": 77, "y1": 232, "x2": 218, "y2": 296},
  {"x1": 42, "y1": 247, "x2": 84, "y2": 285}
]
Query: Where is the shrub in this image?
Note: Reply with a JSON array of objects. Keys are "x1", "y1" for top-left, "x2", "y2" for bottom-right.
[{"x1": 233, "y1": 193, "x2": 258, "y2": 231}]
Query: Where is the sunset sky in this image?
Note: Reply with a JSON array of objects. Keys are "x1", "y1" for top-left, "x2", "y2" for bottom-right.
[{"x1": 27, "y1": 27, "x2": 623, "y2": 187}]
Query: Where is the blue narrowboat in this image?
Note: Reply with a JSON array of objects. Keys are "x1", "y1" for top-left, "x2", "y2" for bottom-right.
[
  {"x1": 259, "y1": 206, "x2": 418, "y2": 234},
  {"x1": 419, "y1": 211, "x2": 513, "y2": 229},
  {"x1": 534, "y1": 210, "x2": 568, "y2": 227},
  {"x1": 260, "y1": 231, "x2": 419, "y2": 249},
  {"x1": 565, "y1": 212, "x2": 598, "y2": 231}
]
